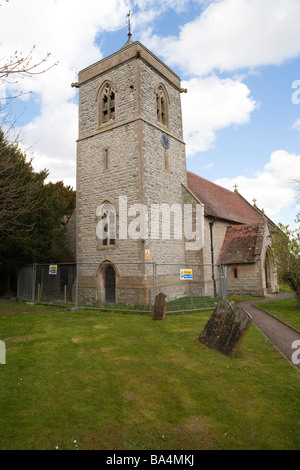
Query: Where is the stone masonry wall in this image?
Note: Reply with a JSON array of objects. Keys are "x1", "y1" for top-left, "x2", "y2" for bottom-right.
[{"x1": 226, "y1": 263, "x2": 262, "y2": 296}]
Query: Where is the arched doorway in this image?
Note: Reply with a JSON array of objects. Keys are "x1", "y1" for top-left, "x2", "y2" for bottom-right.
[{"x1": 105, "y1": 265, "x2": 116, "y2": 303}]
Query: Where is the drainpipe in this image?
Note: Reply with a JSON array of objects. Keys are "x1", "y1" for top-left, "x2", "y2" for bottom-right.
[{"x1": 209, "y1": 218, "x2": 217, "y2": 297}]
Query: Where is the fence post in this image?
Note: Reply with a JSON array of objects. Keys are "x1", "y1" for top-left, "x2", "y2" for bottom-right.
[
  {"x1": 220, "y1": 265, "x2": 228, "y2": 301},
  {"x1": 153, "y1": 261, "x2": 156, "y2": 306},
  {"x1": 190, "y1": 284, "x2": 193, "y2": 306},
  {"x1": 75, "y1": 263, "x2": 79, "y2": 308},
  {"x1": 31, "y1": 264, "x2": 36, "y2": 303}
]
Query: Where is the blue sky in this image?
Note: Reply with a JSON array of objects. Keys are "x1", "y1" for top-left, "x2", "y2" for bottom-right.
[{"x1": 1, "y1": 0, "x2": 300, "y2": 227}]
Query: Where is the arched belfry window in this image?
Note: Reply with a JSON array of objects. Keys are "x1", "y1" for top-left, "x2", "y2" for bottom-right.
[
  {"x1": 96, "y1": 202, "x2": 116, "y2": 246},
  {"x1": 156, "y1": 84, "x2": 169, "y2": 127},
  {"x1": 98, "y1": 81, "x2": 116, "y2": 126}
]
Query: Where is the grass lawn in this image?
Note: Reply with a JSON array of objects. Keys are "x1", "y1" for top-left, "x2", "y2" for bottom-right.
[
  {"x1": 256, "y1": 297, "x2": 300, "y2": 332},
  {"x1": 0, "y1": 301, "x2": 300, "y2": 450}
]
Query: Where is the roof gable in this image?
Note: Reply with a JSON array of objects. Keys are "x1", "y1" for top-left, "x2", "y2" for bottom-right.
[{"x1": 219, "y1": 223, "x2": 266, "y2": 265}]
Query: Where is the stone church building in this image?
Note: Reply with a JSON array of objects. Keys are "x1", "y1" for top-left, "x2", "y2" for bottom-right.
[{"x1": 71, "y1": 33, "x2": 278, "y2": 305}]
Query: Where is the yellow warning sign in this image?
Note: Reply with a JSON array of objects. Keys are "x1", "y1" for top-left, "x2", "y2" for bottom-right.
[
  {"x1": 145, "y1": 249, "x2": 150, "y2": 259},
  {"x1": 180, "y1": 269, "x2": 193, "y2": 280},
  {"x1": 49, "y1": 265, "x2": 58, "y2": 275}
]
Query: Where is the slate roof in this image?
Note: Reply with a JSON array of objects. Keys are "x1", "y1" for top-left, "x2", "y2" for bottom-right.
[
  {"x1": 218, "y1": 223, "x2": 266, "y2": 265},
  {"x1": 186, "y1": 171, "x2": 262, "y2": 225}
]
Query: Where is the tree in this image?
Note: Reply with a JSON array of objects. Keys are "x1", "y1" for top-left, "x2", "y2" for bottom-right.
[
  {"x1": 0, "y1": 180, "x2": 75, "y2": 263},
  {"x1": 0, "y1": 2, "x2": 58, "y2": 238},
  {"x1": 0, "y1": 127, "x2": 49, "y2": 238},
  {"x1": 271, "y1": 217, "x2": 300, "y2": 301},
  {"x1": 0, "y1": 124, "x2": 76, "y2": 294},
  {"x1": 0, "y1": 175, "x2": 76, "y2": 295}
]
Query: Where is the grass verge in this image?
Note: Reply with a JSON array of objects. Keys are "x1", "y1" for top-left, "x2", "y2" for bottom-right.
[{"x1": 256, "y1": 297, "x2": 300, "y2": 332}]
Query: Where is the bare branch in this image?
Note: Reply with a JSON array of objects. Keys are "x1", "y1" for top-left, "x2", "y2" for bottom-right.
[{"x1": 0, "y1": 46, "x2": 58, "y2": 87}]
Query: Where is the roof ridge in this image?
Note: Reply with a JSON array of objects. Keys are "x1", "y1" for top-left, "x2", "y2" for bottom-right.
[
  {"x1": 186, "y1": 170, "x2": 281, "y2": 229},
  {"x1": 234, "y1": 190, "x2": 264, "y2": 216},
  {"x1": 187, "y1": 170, "x2": 237, "y2": 196},
  {"x1": 235, "y1": 190, "x2": 277, "y2": 230}
]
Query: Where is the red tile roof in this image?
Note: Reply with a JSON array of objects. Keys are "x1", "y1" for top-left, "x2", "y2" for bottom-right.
[
  {"x1": 219, "y1": 223, "x2": 265, "y2": 264},
  {"x1": 186, "y1": 171, "x2": 262, "y2": 224}
]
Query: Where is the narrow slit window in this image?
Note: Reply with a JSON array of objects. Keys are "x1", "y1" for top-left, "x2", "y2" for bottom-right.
[
  {"x1": 156, "y1": 85, "x2": 169, "y2": 127},
  {"x1": 164, "y1": 151, "x2": 169, "y2": 171},
  {"x1": 104, "y1": 149, "x2": 109, "y2": 170}
]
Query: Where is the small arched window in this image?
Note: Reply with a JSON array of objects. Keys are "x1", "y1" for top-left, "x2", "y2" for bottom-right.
[
  {"x1": 156, "y1": 84, "x2": 169, "y2": 127},
  {"x1": 233, "y1": 267, "x2": 238, "y2": 279},
  {"x1": 96, "y1": 202, "x2": 116, "y2": 246},
  {"x1": 98, "y1": 81, "x2": 116, "y2": 126}
]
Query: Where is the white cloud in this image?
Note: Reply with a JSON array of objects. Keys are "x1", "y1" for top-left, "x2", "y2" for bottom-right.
[
  {"x1": 142, "y1": 0, "x2": 300, "y2": 76},
  {"x1": 292, "y1": 119, "x2": 300, "y2": 133},
  {"x1": 21, "y1": 100, "x2": 78, "y2": 187},
  {"x1": 181, "y1": 76, "x2": 257, "y2": 155},
  {"x1": 215, "y1": 150, "x2": 300, "y2": 221}
]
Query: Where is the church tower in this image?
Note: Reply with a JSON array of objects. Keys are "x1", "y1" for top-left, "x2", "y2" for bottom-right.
[{"x1": 75, "y1": 33, "x2": 202, "y2": 305}]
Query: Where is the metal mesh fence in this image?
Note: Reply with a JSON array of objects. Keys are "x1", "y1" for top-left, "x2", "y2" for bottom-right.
[
  {"x1": 17, "y1": 265, "x2": 35, "y2": 302},
  {"x1": 35, "y1": 264, "x2": 76, "y2": 303},
  {"x1": 17, "y1": 262, "x2": 227, "y2": 312},
  {"x1": 155, "y1": 263, "x2": 224, "y2": 311},
  {"x1": 17, "y1": 263, "x2": 76, "y2": 304}
]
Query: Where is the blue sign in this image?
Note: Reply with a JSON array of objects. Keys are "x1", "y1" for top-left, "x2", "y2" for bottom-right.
[
  {"x1": 49, "y1": 265, "x2": 58, "y2": 275},
  {"x1": 180, "y1": 269, "x2": 193, "y2": 280}
]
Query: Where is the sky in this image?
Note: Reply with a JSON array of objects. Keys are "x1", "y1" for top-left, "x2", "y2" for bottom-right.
[{"x1": 1, "y1": 0, "x2": 300, "y2": 228}]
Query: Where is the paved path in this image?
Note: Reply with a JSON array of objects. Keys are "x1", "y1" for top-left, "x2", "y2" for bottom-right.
[{"x1": 238, "y1": 294, "x2": 300, "y2": 371}]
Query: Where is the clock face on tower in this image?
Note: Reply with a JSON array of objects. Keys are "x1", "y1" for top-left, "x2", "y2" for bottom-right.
[{"x1": 161, "y1": 133, "x2": 170, "y2": 150}]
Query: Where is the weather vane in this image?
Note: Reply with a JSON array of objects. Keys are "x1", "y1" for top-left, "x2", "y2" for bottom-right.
[{"x1": 126, "y1": 10, "x2": 132, "y2": 37}]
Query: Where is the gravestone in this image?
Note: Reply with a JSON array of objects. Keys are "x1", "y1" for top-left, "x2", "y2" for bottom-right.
[
  {"x1": 199, "y1": 300, "x2": 252, "y2": 358},
  {"x1": 153, "y1": 292, "x2": 167, "y2": 321}
]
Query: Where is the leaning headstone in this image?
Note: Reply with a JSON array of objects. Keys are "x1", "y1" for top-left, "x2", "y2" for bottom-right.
[
  {"x1": 199, "y1": 300, "x2": 252, "y2": 358},
  {"x1": 153, "y1": 292, "x2": 167, "y2": 321}
]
